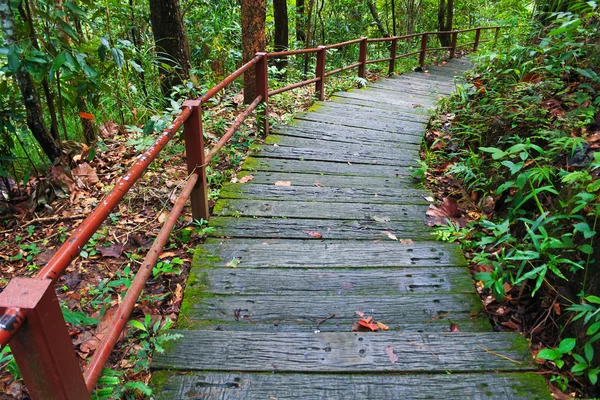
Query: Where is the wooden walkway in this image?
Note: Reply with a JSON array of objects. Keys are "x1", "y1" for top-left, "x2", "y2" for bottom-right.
[{"x1": 151, "y1": 59, "x2": 550, "y2": 399}]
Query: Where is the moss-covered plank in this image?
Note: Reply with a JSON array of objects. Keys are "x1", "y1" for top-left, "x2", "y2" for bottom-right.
[
  {"x1": 152, "y1": 371, "x2": 550, "y2": 400},
  {"x1": 308, "y1": 101, "x2": 431, "y2": 122},
  {"x1": 196, "y1": 267, "x2": 476, "y2": 296},
  {"x1": 265, "y1": 134, "x2": 420, "y2": 151},
  {"x1": 237, "y1": 171, "x2": 419, "y2": 189},
  {"x1": 195, "y1": 239, "x2": 467, "y2": 268},
  {"x1": 212, "y1": 199, "x2": 428, "y2": 220},
  {"x1": 208, "y1": 216, "x2": 435, "y2": 240},
  {"x1": 152, "y1": 331, "x2": 536, "y2": 372}
]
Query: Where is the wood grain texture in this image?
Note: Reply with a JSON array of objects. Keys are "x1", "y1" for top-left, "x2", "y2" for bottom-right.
[
  {"x1": 265, "y1": 134, "x2": 420, "y2": 151},
  {"x1": 213, "y1": 199, "x2": 428, "y2": 220},
  {"x1": 309, "y1": 101, "x2": 431, "y2": 123},
  {"x1": 241, "y1": 157, "x2": 414, "y2": 177},
  {"x1": 294, "y1": 111, "x2": 427, "y2": 133},
  {"x1": 332, "y1": 91, "x2": 437, "y2": 110},
  {"x1": 197, "y1": 267, "x2": 476, "y2": 295},
  {"x1": 208, "y1": 216, "x2": 436, "y2": 240},
  {"x1": 196, "y1": 239, "x2": 467, "y2": 268},
  {"x1": 152, "y1": 331, "x2": 536, "y2": 372},
  {"x1": 153, "y1": 372, "x2": 549, "y2": 400},
  {"x1": 219, "y1": 183, "x2": 429, "y2": 204},
  {"x1": 237, "y1": 171, "x2": 418, "y2": 188}
]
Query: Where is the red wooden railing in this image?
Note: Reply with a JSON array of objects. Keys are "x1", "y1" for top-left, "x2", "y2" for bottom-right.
[{"x1": 0, "y1": 26, "x2": 502, "y2": 399}]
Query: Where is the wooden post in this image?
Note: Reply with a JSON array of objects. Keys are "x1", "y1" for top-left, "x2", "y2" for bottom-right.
[
  {"x1": 449, "y1": 31, "x2": 458, "y2": 59},
  {"x1": 419, "y1": 33, "x2": 428, "y2": 70},
  {"x1": 494, "y1": 27, "x2": 500, "y2": 44},
  {"x1": 473, "y1": 28, "x2": 482, "y2": 52},
  {"x1": 389, "y1": 38, "x2": 398, "y2": 75},
  {"x1": 0, "y1": 278, "x2": 88, "y2": 400},
  {"x1": 358, "y1": 37, "x2": 367, "y2": 78},
  {"x1": 183, "y1": 100, "x2": 209, "y2": 221},
  {"x1": 255, "y1": 52, "x2": 269, "y2": 136},
  {"x1": 315, "y1": 45, "x2": 326, "y2": 101}
]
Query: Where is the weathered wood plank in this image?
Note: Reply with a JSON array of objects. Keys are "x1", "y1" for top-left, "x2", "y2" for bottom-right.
[
  {"x1": 309, "y1": 101, "x2": 431, "y2": 123},
  {"x1": 272, "y1": 122, "x2": 423, "y2": 145},
  {"x1": 153, "y1": 372, "x2": 550, "y2": 400},
  {"x1": 331, "y1": 94, "x2": 442, "y2": 112},
  {"x1": 266, "y1": 134, "x2": 420, "y2": 151},
  {"x1": 237, "y1": 172, "x2": 419, "y2": 189},
  {"x1": 178, "y1": 293, "x2": 488, "y2": 332},
  {"x1": 197, "y1": 239, "x2": 467, "y2": 268},
  {"x1": 332, "y1": 91, "x2": 437, "y2": 110},
  {"x1": 212, "y1": 199, "x2": 428, "y2": 220},
  {"x1": 197, "y1": 267, "x2": 475, "y2": 295},
  {"x1": 383, "y1": 75, "x2": 456, "y2": 88},
  {"x1": 208, "y1": 216, "x2": 435, "y2": 240},
  {"x1": 368, "y1": 82, "x2": 452, "y2": 96},
  {"x1": 219, "y1": 183, "x2": 429, "y2": 204},
  {"x1": 152, "y1": 331, "x2": 536, "y2": 372},
  {"x1": 241, "y1": 157, "x2": 415, "y2": 178},
  {"x1": 294, "y1": 111, "x2": 427, "y2": 133},
  {"x1": 252, "y1": 145, "x2": 419, "y2": 167}
]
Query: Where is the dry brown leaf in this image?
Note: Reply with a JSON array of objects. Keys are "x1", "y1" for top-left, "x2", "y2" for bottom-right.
[
  {"x1": 72, "y1": 162, "x2": 99, "y2": 186},
  {"x1": 425, "y1": 197, "x2": 466, "y2": 227},
  {"x1": 386, "y1": 345, "x2": 398, "y2": 363},
  {"x1": 304, "y1": 230, "x2": 322, "y2": 238},
  {"x1": 355, "y1": 310, "x2": 365, "y2": 317},
  {"x1": 239, "y1": 175, "x2": 254, "y2": 183},
  {"x1": 381, "y1": 231, "x2": 398, "y2": 241},
  {"x1": 275, "y1": 180, "x2": 292, "y2": 186},
  {"x1": 158, "y1": 211, "x2": 168, "y2": 223},
  {"x1": 376, "y1": 321, "x2": 389, "y2": 331},
  {"x1": 399, "y1": 239, "x2": 415, "y2": 245}
]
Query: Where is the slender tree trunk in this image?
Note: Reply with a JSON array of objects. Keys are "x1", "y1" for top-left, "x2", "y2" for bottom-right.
[
  {"x1": 296, "y1": 0, "x2": 306, "y2": 42},
  {"x1": 130, "y1": 0, "x2": 148, "y2": 97},
  {"x1": 366, "y1": 0, "x2": 389, "y2": 37},
  {"x1": 0, "y1": 0, "x2": 62, "y2": 162},
  {"x1": 318, "y1": 0, "x2": 325, "y2": 43},
  {"x1": 438, "y1": 0, "x2": 453, "y2": 47},
  {"x1": 273, "y1": 0, "x2": 288, "y2": 74},
  {"x1": 391, "y1": 0, "x2": 397, "y2": 36},
  {"x1": 149, "y1": 0, "x2": 191, "y2": 97},
  {"x1": 302, "y1": 0, "x2": 315, "y2": 77},
  {"x1": 241, "y1": 0, "x2": 266, "y2": 103}
]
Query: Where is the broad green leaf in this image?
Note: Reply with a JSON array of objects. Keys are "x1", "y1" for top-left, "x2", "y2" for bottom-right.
[
  {"x1": 587, "y1": 321, "x2": 600, "y2": 336},
  {"x1": 585, "y1": 295, "x2": 600, "y2": 304},
  {"x1": 7, "y1": 46, "x2": 20, "y2": 73},
  {"x1": 480, "y1": 147, "x2": 506, "y2": 160},
  {"x1": 50, "y1": 51, "x2": 67, "y2": 76},
  {"x1": 558, "y1": 338, "x2": 576, "y2": 353},
  {"x1": 111, "y1": 48, "x2": 125, "y2": 68},
  {"x1": 64, "y1": 1, "x2": 87, "y2": 17},
  {"x1": 572, "y1": 362, "x2": 588, "y2": 373},
  {"x1": 584, "y1": 342, "x2": 594, "y2": 362},
  {"x1": 129, "y1": 320, "x2": 147, "y2": 332},
  {"x1": 473, "y1": 272, "x2": 492, "y2": 282},
  {"x1": 537, "y1": 348, "x2": 561, "y2": 360}
]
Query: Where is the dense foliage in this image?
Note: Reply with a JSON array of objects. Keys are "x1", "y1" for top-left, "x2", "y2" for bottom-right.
[{"x1": 424, "y1": 2, "x2": 600, "y2": 396}]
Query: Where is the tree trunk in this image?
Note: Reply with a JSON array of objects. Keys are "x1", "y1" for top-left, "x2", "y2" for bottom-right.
[
  {"x1": 241, "y1": 0, "x2": 266, "y2": 104},
  {"x1": 296, "y1": 0, "x2": 306, "y2": 42},
  {"x1": 437, "y1": 0, "x2": 453, "y2": 47},
  {"x1": 273, "y1": 0, "x2": 288, "y2": 74},
  {"x1": 391, "y1": 0, "x2": 396, "y2": 36},
  {"x1": 148, "y1": 0, "x2": 191, "y2": 97},
  {"x1": 0, "y1": 0, "x2": 62, "y2": 162},
  {"x1": 366, "y1": 0, "x2": 388, "y2": 37}
]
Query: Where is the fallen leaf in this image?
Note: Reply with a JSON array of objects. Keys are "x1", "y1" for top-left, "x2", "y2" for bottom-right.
[
  {"x1": 79, "y1": 308, "x2": 117, "y2": 354},
  {"x1": 274, "y1": 180, "x2": 292, "y2": 186},
  {"x1": 97, "y1": 243, "x2": 124, "y2": 258},
  {"x1": 381, "y1": 231, "x2": 398, "y2": 241},
  {"x1": 373, "y1": 216, "x2": 390, "y2": 223},
  {"x1": 158, "y1": 211, "x2": 168, "y2": 223},
  {"x1": 304, "y1": 230, "x2": 322, "y2": 238},
  {"x1": 355, "y1": 310, "x2": 365, "y2": 317},
  {"x1": 386, "y1": 345, "x2": 398, "y2": 363},
  {"x1": 158, "y1": 251, "x2": 178, "y2": 259},
  {"x1": 425, "y1": 197, "x2": 466, "y2": 227},
  {"x1": 553, "y1": 302, "x2": 561, "y2": 315},
  {"x1": 239, "y1": 175, "x2": 254, "y2": 183},
  {"x1": 399, "y1": 239, "x2": 415, "y2": 245},
  {"x1": 358, "y1": 316, "x2": 379, "y2": 331},
  {"x1": 423, "y1": 196, "x2": 435, "y2": 202},
  {"x1": 78, "y1": 111, "x2": 95, "y2": 120},
  {"x1": 376, "y1": 321, "x2": 389, "y2": 331},
  {"x1": 314, "y1": 182, "x2": 324, "y2": 187},
  {"x1": 449, "y1": 322, "x2": 460, "y2": 332},
  {"x1": 72, "y1": 163, "x2": 99, "y2": 187}
]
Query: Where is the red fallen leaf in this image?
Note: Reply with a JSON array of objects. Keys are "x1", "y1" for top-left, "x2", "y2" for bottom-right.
[
  {"x1": 425, "y1": 197, "x2": 466, "y2": 227},
  {"x1": 449, "y1": 322, "x2": 460, "y2": 332},
  {"x1": 304, "y1": 230, "x2": 322, "y2": 238},
  {"x1": 78, "y1": 111, "x2": 95, "y2": 120},
  {"x1": 358, "y1": 316, "x2": 379, "y2": 331},
  {"x1": 386, "y1": 345, "x2": 398, "y2": 363},
  {"x1": 500, "y1": 321, "x2": 520, "y2": 331},
  {"x1": 97, "y1": 243, "x2": 124, "y2": 258}
]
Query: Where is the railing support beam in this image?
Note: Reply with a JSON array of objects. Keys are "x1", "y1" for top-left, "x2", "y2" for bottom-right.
[
  {"x1": 419, "y1": 33, "x2": 428, "y2": 70},
  {"x1": 389, "y1": 38, "x2": 398, "y2": 75},
  {"x1": 255, "y1": 52, "x2": 269, "y2": 136},
  {"x1": 449, "y1": 31, "x2": 458, "y2": 59},
  {"x1": 315, "y1": 46, "x2": 327, "y2": 101},
  {"x1": 358, "y1": 37, "x2": 367, "y2": 78},
  {"x1": 183, "y1": 100, "x2": 209, "y2": 221},
  {"x1": 473, "y1": 28, "x2": 482, "y2": 52},
  {"x1": 0, "y1": 278, "x2": 88, "y2": 400}
]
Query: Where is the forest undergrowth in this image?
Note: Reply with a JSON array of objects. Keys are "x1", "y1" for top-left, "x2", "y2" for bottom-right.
[{"x1": 420, "y1": 5, "x2": 600, "y2": 398}]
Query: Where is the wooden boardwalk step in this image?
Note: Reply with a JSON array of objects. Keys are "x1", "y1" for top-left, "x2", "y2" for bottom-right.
[
  {"x1": 152, "y1": 331, "x2": 536, "y2": 372},
  {"x1": 152, "y1": 59, "x2": 551, "y2": 398},
  {"x1": 153, "y1": 372, "x2": 549, "y2": 400}
]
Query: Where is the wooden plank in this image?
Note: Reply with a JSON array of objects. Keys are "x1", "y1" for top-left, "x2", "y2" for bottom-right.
[
  {"x1": 241, "y1": 157, "x2": 415, "y2": 178},
  {"x1": 197, "y1": 239, "x2": 466, "y2": 268},
  {"x1": 219, "y1": 183, "x2": 429, "y2": 205},
  {"x1": 309, "y1": 101, "x2": 431, "y2": 123},
  {"x1": 237, "y1": 172, "x2": 419, "y2": 189},
  {"x1": 359, "y1": 87, "x2": 443, "y2": 106},
  {"x1": 197, "y1": 267, "x2": 476, "y2": 295},
  {"x1": 252, "y1": 145, "x2": 419, "y2": 167},
  {"x1": 152, "y1": 331, "x2": 537, "y2": 372},
  {"x1": 332, "y1": 91, "x2": 437, "y2": 110},
  {"x1": 368, "y1": 81, "x2": 452, "y2": 95},
  {"x1": 294, "y1": 112, "x2": 426, "y2": 134},
  {"x1": 153, "y1": 372, "x2": 550, "y2": 400},
  {"x1": 331, "y1": 94, "x2": 442, "y2": 113},
  {"x1": 178, "y1": 293, "x2": 488, "y2": 332},
  {"x1": 264, "y1": 134, "x2": 420, "y2": 154},
  {"x1": 272, "y1": 122, "x2": 423, "y2": 145},
  {"x1": 208, "y1": 217, "x2": 435, "y2": 240},
  {"x1": 212, "y1": 199, "x2": 428, "y2": 220}
]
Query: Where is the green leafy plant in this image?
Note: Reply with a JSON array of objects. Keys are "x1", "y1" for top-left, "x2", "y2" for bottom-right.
[{"x1": 127, "y1": 315, "x2": 182, "y2": 373}]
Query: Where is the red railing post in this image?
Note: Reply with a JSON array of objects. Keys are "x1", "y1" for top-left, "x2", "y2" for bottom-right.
[
  {"x1": 255, "y1": 52, "x2": 269, "y2": 136},
  {"x1": 0, "y1": 278, "x2": 88, "y2": 400},
  {"x1": 315, "y1": 45, "x2": 327, "y2": 101},
  {"x1": 183, "y1": 100, "x2": 209, "y2": 221},
  {"x1": 449, "y1": 31, "x2": 458, "y2": 59},
  {"x1": 389, "y1": 38, "x2": 398, "y2": 75},
  {"x1": 358, "y1": 37, "x2": 367, "y2": 78},
  {"x1": 473, "y1": 28, "x2": 482, "y2": 51},
  {"x1": 419, "y1": 33, "x2": 428, "y2": 69}
]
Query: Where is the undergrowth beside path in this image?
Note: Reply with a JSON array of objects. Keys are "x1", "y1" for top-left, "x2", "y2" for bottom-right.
[{"x1": 421, "y1": 6, "x2": 600, "y2": 398}]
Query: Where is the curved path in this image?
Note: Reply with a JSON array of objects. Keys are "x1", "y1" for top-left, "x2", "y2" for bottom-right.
[{"x1": 151, "y1": 59, "x2": 550, "y2": 399}]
